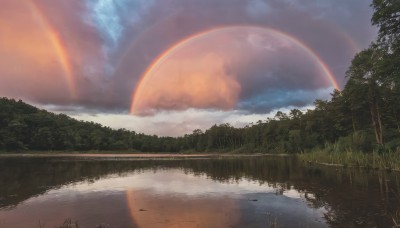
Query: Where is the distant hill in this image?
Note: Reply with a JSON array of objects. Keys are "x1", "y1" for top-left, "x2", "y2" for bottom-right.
[{"x1": 0, "y1": 98, "x2": 177, "y2": 152}]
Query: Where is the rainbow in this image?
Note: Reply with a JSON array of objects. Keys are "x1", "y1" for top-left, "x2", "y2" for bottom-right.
[
  {"x1": 113, "y1": 9, "x2": 182, "y2": 77},
  {"x1": 116, "y1": 22, "x2": 360, "y2": 82},
  {"x1": 27, "y1": 0, "x2": 77, "y2": 98},
  {"x1": 126, "y1": 190, "x2": 137, "y2": 226},
  {"x1": 130, "y1": 25, "x2": 340, "y2": 114}
]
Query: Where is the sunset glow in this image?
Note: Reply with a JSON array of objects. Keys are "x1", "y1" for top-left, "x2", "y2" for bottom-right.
[
  {"x1": 28, "y1": 0, "x2": 76, "y2": 98},
  {"x1": 130, "y1": 26, "x2": 340, "y2": 115},
  {"x1": 1, "y1": 2, "x2": 398, "y2": 227},
  {"x1": 0, "y1": 0, "x2": 376, "y2": 136}
]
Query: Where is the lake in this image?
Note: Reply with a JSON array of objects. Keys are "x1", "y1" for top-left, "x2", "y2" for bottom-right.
[{"x1": 0, "y1": 155, "x2": 399, "y2": 227}]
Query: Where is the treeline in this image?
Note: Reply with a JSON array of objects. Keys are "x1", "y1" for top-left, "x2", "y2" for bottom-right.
[
  {"x1": 179, "y1": 0, "x2": 400, "y2": 154},
  {"x1": 0, "y1": 98, "x2": 182, "y2": 152},
  {"x1": 0, "y1": 0, "x2": 399, "y2": 153}
]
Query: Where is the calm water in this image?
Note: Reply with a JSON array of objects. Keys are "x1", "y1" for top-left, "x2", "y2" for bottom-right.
[{"x1": 0, "y1": 155, "x2": 399, "y2": 227}]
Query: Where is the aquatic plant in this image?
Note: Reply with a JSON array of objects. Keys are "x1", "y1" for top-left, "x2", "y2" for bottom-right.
[{"x1": 298, "y1": 146, "x2": 400, "y2": 171}]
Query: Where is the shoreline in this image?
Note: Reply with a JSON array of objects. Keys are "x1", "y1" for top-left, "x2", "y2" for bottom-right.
[
  {"x1": 0, "y1": 153, "x2": 291, "y2": 158},
  {"x1": 307, "y1": 161, "x2": 400, "y2": 173}
]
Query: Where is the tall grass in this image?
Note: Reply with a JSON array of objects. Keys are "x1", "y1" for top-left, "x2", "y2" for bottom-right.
[
  {"x1": 36, "y1": 219, "x2": 80, "y2": 228},
  {"x1": 298, "y1": 131, "x2": 400, "y2": 170},
  {"x1": 393, "y1": 211, "x2": 400, "y2": 227},
  {"x1": 298, "y1": 147, "x2": 400, "y2": 171},
  {"x1": 266, "y1": 214, "x2": 284, "y2": 228}
]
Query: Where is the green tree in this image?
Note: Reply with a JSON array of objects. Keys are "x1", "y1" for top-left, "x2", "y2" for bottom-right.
[{"x1": 346, "y1": 47, "x2": 385, "y2": 145}]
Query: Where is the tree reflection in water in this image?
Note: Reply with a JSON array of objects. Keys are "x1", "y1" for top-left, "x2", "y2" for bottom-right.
[{"x1": 0, "y1": 156, "x2": 398, "y2": 227}]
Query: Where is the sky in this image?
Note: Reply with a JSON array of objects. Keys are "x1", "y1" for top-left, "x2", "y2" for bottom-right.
[{"x1": 0, "y1": 0, "x2": 377, "y2": 136}]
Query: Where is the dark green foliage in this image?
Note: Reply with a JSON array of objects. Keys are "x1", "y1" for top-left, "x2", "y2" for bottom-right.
[
  {"x1": 0, "y1": 1, "x2": 399, "y2": 154},
  {"x1": 0, "y1": 98, "x2": 182, "y2": 152},
  {"x1": 1, "y1": 90, "x2": 396, "y2": 154},
  {"x1": 371, "y1": 0, "x2": 400, "y2": 50}
]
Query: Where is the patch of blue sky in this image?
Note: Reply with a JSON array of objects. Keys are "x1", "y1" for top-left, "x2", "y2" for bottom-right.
[
  {"x1": 83, "y1": 0, "x2": 154, "y2": 77},
  {"x1": 238, "y1": 87, "x2": 333, "y2": 113},
  {"x1": 92, "y1": 0, "x2": 124, "y2": 47},
  {"x1": 85, "y1": 0, "x2": 154, "y2": 50}
]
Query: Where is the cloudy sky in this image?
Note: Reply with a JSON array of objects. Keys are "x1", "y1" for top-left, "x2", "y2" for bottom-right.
[{"x1": 0, "y1": 0, "x2": 377, "y2": 136}]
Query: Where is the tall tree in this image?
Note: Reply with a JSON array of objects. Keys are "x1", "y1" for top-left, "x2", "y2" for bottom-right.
[
  {"x1": 372, "y1": 0, "x2": 400, "y2": 50},
  {"x1": 346, "y1": 47, "x2": 385, "y2": 145},
  {"x1": 372, "y1": 0, "x2": 400, "y2": 139}
]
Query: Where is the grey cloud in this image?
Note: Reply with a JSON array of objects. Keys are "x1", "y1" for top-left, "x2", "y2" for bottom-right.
[
  {"x1": 1, "y1": 0, "x2": 377, "y2": 115},
  {"x1": 237, "y1": 87, "x2": 332, "y2": 113},
  {"x1": 107, "y1": 0, "x2": 375, "y2": 113}
]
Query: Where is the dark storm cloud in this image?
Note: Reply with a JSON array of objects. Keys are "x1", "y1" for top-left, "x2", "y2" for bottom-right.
[
  {"x1": 0, "y1": 0, "x2": 377, "y2": 114},
  {"x1": 231, "y1": 46, "x2": 328, "y2": 101},
  {"x1": 109, "y1": 0, "x2": 376, "y2": 113},
  {"x1": 237, "y1": 88, "x2": 332, "y2": 113}
]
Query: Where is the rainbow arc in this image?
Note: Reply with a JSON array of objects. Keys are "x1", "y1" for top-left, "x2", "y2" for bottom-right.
[
  {"x1": 130, "y1": 26, "x2": 341, "y2": 114},
  {"x1": 27, "y1": 0, "x2": 77, "y2": 98}
]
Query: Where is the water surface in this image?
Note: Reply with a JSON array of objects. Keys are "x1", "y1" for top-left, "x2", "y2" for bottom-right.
[{"x1": 0, "y1": 155, "x2": 399, "y2": 227}]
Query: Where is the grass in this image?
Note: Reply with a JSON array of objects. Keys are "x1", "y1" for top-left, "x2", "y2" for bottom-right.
[
  {"x1": 266, "y1": 214, "x2": 284, "y2": 228},
  {"x1": 36, "y1": 219, "x2": 110, "y2": 228},
  {"x1": 392, "y1": 210, "x2": 400, "y2": 227},
  {"x1": 298, "y1": 147, "x2": 400, "y2": 171},
  {"x1": 36, "y1": 219, "x2": 80, "y2": 228}
]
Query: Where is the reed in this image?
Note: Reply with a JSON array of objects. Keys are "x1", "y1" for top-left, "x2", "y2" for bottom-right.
[
  {"x1": 266, "y1": 214, "x2": 284, "y2": 228},
  {"x1": 35, "y1": 219, "x2": 80, "y2": 228},
  {"x1": 298, "y1": 147, "x2": 400, "y2": 171}
]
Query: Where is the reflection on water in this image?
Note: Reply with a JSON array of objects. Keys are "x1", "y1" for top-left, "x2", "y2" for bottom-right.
[{"x1": 0, "y1": 155, "x2": 399, "y2": 227}]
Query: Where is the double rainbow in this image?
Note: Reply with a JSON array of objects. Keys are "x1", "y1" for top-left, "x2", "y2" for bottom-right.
[{"x1": 130, "y1": 26, "x2": 341, "y2": 114}]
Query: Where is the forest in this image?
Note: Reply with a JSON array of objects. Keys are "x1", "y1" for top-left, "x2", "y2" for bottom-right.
[{"x1": 0, "y1": 0, "x2": 399, "y2": 156}]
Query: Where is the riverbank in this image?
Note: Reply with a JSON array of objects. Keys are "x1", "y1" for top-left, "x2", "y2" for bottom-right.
[
  {"x1": 0, "y1": 152, "x2": 289, "y2": 159},
  {"x1": 298, "y1": 149, "x2": 400, "y2": 171}
]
